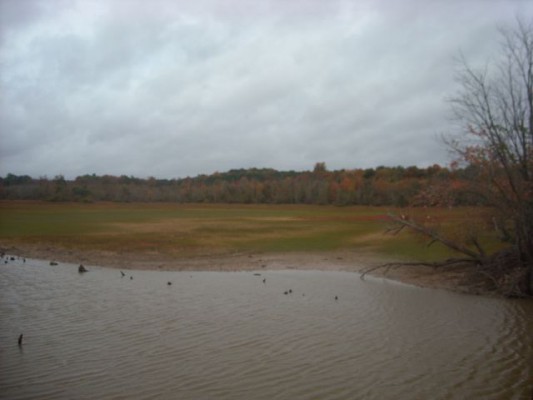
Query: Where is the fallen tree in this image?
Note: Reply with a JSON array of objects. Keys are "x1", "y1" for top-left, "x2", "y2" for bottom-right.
[{"x1": 360, "y1": 213, "x2": 530, "y2": 297}]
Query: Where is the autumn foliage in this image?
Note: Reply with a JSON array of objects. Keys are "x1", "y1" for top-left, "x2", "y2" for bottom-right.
[{"x1": 0, "y1": 164, "x2": 467, "y2": 207}]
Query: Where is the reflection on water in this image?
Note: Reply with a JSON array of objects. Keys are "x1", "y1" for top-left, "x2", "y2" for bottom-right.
[{"x1": 1, "y1": 258, "x2": 532, "y2": 400}]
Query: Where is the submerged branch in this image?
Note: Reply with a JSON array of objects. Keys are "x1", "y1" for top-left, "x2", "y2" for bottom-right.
[{"x1": 359, "y1": 258, "x2": 476, "y2": 280}]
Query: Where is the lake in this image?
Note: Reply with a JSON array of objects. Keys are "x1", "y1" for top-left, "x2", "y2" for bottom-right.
[{"x1": 1, "y1": 257, "x2": 532, "y2": 399}]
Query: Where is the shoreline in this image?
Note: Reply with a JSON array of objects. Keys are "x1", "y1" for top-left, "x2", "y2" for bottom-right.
[{"x1": 1, "y1": 241, "x2": 484, "y2": 295}]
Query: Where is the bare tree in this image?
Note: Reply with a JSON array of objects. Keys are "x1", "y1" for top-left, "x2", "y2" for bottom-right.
[
  {"x1": 447, "y1": 18, "x2": 533, "y2": 295},
  {"x1": 375, "y1": 19, "x2": 533, "y2": 296}
]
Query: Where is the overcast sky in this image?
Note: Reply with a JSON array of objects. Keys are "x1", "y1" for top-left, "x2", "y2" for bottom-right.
[{"x1": 1, "y1": 0, "x2": 531, "y2": 179}]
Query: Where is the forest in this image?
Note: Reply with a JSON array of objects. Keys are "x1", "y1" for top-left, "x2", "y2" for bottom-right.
[{"x1": 0, "y1": 163, "x2": 479, "y2": 207}]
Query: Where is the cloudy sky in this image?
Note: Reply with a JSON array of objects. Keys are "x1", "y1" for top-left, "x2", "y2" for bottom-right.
[{"x1": 1, "y1": 0, "x2": 531, "y2": 179}]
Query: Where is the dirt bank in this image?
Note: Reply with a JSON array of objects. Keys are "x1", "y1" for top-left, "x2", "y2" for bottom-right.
[{"x1": 1, "y1": 241, "x2": 482, "y2": 295}]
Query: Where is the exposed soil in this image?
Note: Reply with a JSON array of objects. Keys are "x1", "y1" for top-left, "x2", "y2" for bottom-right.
[{"x1": 0, "y1": 240, "x2": 486, "y2": 295}]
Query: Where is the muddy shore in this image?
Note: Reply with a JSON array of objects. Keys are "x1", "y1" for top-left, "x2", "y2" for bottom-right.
[{"x1": 1, "y1": 241, "x2": 485, "y2": 295}]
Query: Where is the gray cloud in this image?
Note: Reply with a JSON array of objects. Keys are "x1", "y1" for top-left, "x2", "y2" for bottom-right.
[{"x1": 1, "y1": 0, "x2": 531, "y2": 179}]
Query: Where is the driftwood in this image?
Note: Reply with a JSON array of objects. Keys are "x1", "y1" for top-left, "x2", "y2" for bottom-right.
[{"x1": 360, "y1": 258, "x2": 476, "y2": 280}]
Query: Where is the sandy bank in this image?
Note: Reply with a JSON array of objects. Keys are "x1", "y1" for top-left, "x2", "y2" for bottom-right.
[{"x1": 1, "y1": 241, "x2": 480, "y2": 295}]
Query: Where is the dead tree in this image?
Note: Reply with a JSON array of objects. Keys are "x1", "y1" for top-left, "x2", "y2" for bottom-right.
[
  {"x1": 360, "y1": 213, "x2": 530, "y2": 297},
  {"x1": 446, "y1": 17, "x2": 533, "y2": 295},
  {"x1": 360, "y1": 214, "x2": 482, "y2": 280}
]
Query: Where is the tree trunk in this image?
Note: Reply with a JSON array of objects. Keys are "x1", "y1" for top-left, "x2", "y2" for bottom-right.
[{"x1": 529, "y1": 265, "x2": 533, "y2": 296}]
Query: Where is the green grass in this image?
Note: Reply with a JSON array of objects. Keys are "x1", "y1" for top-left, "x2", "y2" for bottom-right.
[{"x1": 0, "y1": 201, "x2": 498, "y2": 262}]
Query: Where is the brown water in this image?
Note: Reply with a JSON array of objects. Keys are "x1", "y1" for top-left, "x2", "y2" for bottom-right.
[{"x1": 1, "y1": 257, "x2": 532, "y2": 400}]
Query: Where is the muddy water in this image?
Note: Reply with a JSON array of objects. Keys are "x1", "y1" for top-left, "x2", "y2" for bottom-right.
[{"x1": 1, "y1": 258, "x2": 532, "y2": 400}]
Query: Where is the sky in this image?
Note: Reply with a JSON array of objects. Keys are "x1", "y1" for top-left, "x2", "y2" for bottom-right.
[{"x1": 1, "y1": 0, "x2": 531, "y2": 179}]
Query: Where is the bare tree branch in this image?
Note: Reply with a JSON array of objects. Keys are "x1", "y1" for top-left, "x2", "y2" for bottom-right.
[
  {"x1": 445, "y1": 16, "x2": 533, "y2": 295},
  {"x1": 387, "y1": 213, "x2": 484, "y2": 261}
]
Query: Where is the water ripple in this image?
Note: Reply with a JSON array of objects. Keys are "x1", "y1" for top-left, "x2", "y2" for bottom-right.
[{"x1": 1, "y1": 258, "x2": 532, "y2": 400}]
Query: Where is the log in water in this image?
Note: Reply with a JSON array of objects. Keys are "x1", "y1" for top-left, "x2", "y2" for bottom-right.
[{"x1": 1, "y1": 258, "x2": 532, "y2": 399}]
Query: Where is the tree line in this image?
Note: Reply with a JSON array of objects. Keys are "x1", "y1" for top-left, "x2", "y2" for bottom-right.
[{"x1": 0, "y1": 163, "x2": 478, "y2": 206}]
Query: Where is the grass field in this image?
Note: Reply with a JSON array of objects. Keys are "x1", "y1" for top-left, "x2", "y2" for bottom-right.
[{"x1": 0, "y1": 201, "x2": 497, "y2": 262}]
